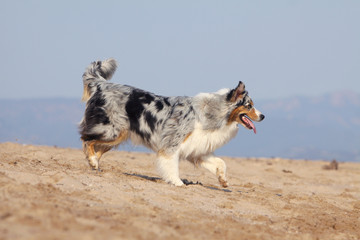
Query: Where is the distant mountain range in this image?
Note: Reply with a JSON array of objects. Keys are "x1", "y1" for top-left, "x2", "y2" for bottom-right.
[{"x1": 1, "y1": 91, "x2": 359, "y2": 162}]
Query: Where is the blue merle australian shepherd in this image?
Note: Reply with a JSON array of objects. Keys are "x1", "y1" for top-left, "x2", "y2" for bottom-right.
[{"x1": 79, "y1": 59, "x2": 265, "y2": 187}]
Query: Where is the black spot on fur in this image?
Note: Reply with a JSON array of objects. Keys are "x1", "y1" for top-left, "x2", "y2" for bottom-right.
[
  {"x1": 142, "y1": 132, "x2": 151, "y2": 142},
  {"x1": 90, "y1": 85, "x2": 106, "y2": 107},
  {"x1": 125, "y1": 92, "x2": 145, "y2": 137},
  {"x1": 236, "y1": 95, "x2": 251, "y2": 107},
  {"x1": 144, "y1": 111, "x2": 157, "y2": 132},
  {"x1": 80, "y1": 85, "x2": 110, "y2": 141},
  {"x1": 183, "y1": 106, "x2": 194, "y2": 119},
  {"x1": 80, "y1": 133, "x2": 104, "y2": 142},
  {"x1": 163, "y1": 97, "x2": 171, "y2": 106},
  {"x1": 143, "y1": 93, "x2": 155, "y2": 104},
  {"x1": 226, "y1": 89, "x2": 235, "y2": 101},
  {"x1": 155, "y1": 100, "x2": 164, "y2": 111},
  {"x1": 125, "y1": 89, "x2": 155, "y2": 141},
  {"x1": 235, "y1": 101, "x2": 244, "y2": 107}
]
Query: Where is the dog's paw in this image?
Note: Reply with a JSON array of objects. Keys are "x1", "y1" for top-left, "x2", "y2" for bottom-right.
[
  {"x1": 218, "y1": 176, "x2": 229, "y2": 188},
  {"x1": 88, "y1": 155, "x2": 99, "y2": 170},
  {"x1": 167, "y1": 178, "x2": 184, "y2": 187},
  {"x1": 174, "y1": 180, "x2": 184, "y2": 187}
]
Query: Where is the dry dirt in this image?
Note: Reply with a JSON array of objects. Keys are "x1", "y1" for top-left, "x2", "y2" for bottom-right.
[{"x1": 0, "y1": 142, "x2": 359, "y2": 240}]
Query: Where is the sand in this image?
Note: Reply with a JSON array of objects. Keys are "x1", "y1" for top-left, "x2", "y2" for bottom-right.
[{"x1": 0, "y1": 142, "x2": 359, "y2": 240}]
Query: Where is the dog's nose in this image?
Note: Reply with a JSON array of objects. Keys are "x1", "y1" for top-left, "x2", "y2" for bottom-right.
[{"x1": 259, "y1": 114, "x2": 265, "y2": 121}]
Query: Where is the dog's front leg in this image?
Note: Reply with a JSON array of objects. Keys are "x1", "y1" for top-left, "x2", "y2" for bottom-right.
[
  {"x1": 156, "y1": 152, "x2": 184, "y2": 186},
  {"x1": 200, "y1": 154, "x2": 229, "y2": 188}
]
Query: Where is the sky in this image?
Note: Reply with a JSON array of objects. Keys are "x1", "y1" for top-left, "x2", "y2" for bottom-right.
[{"x1": 1, "y1": 1, "x2": 359, "y2": 101}]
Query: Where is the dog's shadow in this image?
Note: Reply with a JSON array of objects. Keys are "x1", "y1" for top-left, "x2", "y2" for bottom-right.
[
  {"x1": 124, "y1": 172, "x2": 161, "y2": 182},
  {"x1": 123, "y1": 172, "x2": 232, "y2": 192}
]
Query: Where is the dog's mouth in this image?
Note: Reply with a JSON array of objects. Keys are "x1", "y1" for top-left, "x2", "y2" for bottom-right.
[{"x1": 240, "y1": 114, "x2": 256, "y2": 134}]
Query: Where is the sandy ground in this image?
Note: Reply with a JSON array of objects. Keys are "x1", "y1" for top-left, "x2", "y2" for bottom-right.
[{"x1": 0, "y1": 142, "x2": 359, "y2": 240}]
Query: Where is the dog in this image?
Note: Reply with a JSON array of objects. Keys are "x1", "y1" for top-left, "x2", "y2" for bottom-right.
[{"x1": 79, "y1": 58, "x2": 264, "y2": 187}]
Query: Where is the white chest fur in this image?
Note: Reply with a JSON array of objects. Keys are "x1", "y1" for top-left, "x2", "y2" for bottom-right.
[{"x1": 179, "y1": 122, "x2": 239, "y2": 159}]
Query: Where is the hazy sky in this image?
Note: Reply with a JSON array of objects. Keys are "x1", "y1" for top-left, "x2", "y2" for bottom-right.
[{"x1": 1, "y1": 1, "x2": 359, "y2": 100}]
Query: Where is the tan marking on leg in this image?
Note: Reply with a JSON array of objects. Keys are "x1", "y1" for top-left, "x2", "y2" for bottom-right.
[
  {"x1": 218, "y1": 176, "x2": 229, "y2": 188},
  {"x1": 87, "y1": 141, "x2": 96, "y2": 156},
  {"x1": 216, "y1": 168, "x2": 229, "y2": 188},
  {"x1": 84, "y1": 141, "x2": 99, "y2": 169},
  {"x1": 88, "y1": 142, "x2": 98, "y2": 170}
]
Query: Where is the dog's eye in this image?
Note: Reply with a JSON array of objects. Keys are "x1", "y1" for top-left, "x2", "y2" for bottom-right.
[{"x1": 246, "y1": 104, "x2": 252, "y2": 110}]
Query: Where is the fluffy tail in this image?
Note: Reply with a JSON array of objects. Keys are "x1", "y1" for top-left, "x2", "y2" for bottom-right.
[{"x1": 82, "y1": 58, "x2": 118, "y2": 102}]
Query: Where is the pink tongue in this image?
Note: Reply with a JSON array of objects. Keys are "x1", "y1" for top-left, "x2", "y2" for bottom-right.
[{"x1": 242, "y1": 116, "x2": 257, "y2": 134}]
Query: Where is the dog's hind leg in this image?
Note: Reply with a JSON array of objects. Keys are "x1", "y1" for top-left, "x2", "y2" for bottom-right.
[
  {"x1": 200, "y1": 155, "x2": 229, "y2": 188},
  {"x1": 156, "y1": 152, "x2": 184, "y2": 186},
  {"x1": 83, "y1": 141, "x2": 100, "y2": 170},
  {"x1": 82, "y1": 130, "x2": 129, "y2": 170}
]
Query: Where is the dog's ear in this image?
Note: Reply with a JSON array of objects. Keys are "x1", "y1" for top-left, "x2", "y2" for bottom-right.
[{"x1": 227, "y1": 81, "x2": 247, "y2": 103}]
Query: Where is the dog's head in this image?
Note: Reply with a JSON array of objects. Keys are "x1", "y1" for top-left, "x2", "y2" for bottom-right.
[{"x1": 227, "y1": 81, "x2": 265, "y2": 133}]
